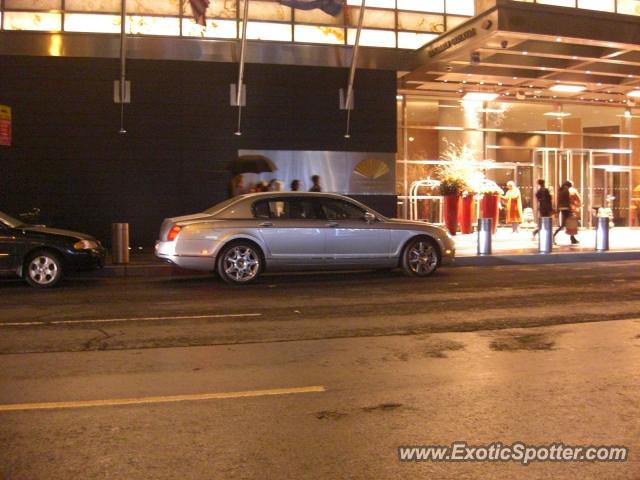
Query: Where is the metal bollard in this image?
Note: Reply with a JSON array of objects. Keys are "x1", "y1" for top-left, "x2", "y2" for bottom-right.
[
  {"x1": 538, "y1": 217, "x2": 553, "y2": 254},
  {"x1": 595, "y1": 216, "x2": 609, "y2": 252},
  {"x1": 477, "y1": 218, "x2": 492, "y2": 256},
  {"x1": 112, "y1": 223, "x2": 130, "y2": 264}
]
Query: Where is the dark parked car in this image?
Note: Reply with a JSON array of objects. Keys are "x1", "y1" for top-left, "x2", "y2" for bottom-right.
[{"x1": 0, "y1": 211, "x2": 105, "y2": 288}]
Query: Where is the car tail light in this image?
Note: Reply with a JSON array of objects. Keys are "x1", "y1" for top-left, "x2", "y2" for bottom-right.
[{"x1": 167, "y1": 225, "x2": 182, "y2": 241}]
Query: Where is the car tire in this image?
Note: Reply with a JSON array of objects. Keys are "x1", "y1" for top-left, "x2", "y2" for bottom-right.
[
  {"x1": 216, "y1": 241, "x2": 263, "y2": 285},
  {"x1": 24, "y1": 250, "x2": 64, "y2": 288},
  {"x1": 401, "y1": 236, "x2": 440, "y2": 277}
]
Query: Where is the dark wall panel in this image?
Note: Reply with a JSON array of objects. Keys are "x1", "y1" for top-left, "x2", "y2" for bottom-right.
[{"x1": 0, "y1": 55, "x2": 396, "y2": 246}]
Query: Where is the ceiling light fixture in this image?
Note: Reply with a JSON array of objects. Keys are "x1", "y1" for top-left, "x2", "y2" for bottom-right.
[
  {"x1": 462, "y1": 91, "x2": 499, "y2": 101},
  {"x1": 549, "y1": 84, "x2": 586, "y2": 93},
  {"x1": 626, "y1": 90, "x2": 640, "y2": 98},
  {"x1": 544, "y1": 111, "x2": 570, "y2": 117}
]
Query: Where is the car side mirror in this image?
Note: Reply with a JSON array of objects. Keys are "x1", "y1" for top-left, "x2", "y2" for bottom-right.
[{"x1": 364, "y1": 212, "x2": 376, "y2": 224}]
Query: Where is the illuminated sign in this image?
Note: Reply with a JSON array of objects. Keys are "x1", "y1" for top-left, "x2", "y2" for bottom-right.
[{"x1": 428, "y1": 28, "x2": 477, "y2": 58}]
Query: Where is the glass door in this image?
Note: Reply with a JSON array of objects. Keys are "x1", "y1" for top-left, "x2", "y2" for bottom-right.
[{"x1": 590, "y1": 165, "x2": 632, "y2": 227}]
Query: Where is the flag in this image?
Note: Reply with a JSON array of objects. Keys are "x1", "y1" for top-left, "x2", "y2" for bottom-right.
[
  {"x1": 279, "y1": 0, "x2": 343, "y2": 16},
  {"x1": 189, "y1": 0, "x2": 210, "y2": 26}
]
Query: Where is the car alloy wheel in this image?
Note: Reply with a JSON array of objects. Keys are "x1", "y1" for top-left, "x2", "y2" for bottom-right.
[
  {"x1": 219, "y1": 243, "x2": 261, "y2": 284},
  {"x1": 25, "y1": 251, "x2": 63, "y2": 288},
  {"x1": 403, "y1": 238, "x2": 439, "y2": 277}
]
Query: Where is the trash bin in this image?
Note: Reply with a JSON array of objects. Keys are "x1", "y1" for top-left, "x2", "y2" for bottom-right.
[
  {"x1": 595, "y1": 216, "x2": 609, "y2": 252},
  {"x1": 477, "y1": 218, "x2": 492, "y2": 256},
  {"x1": 112, "y1": 223, "x2": 130, "y2": 264},
  {"x1": 538, "y1": 217, "x2": 553, "y2": 254}
]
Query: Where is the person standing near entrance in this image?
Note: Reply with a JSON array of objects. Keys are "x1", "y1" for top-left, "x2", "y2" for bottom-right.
[
  {"x1": 532, "y1": 179, "x2": 553, "y2": 239},
  {"x1": 502, "y1": 180, "x2": 523, "y2": 233},
  {"x1": 553, "y1": 181, "x2": 580, "y2": 244},
  {"x1": 309, "y1": 175, "x2": 322, "y2": 192}
]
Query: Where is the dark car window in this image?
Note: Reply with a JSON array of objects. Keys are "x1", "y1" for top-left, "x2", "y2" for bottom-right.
[
  {"x1": 321, "y1": 199, "x2": 367, "y2": 221},
  {"x1": 253, "y1": 200, "x2": 271, "y2": 219},
  {"x1": 253, "y1": 198, "x2": 319, "y2": 220}
]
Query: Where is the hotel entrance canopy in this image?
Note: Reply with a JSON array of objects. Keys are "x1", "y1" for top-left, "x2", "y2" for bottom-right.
[{"x1": 400, "y1": 0, "x2": 640, "y2": 107}]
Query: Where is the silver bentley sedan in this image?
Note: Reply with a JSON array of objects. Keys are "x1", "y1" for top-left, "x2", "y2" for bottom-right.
[{"x1": 155, "y1": 192, "x2": 455, "y2": 284}]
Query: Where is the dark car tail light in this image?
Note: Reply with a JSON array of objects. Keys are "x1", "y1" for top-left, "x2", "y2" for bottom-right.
[{"x1": 167, "y1": 225, "x2": 182, "y2": 241}]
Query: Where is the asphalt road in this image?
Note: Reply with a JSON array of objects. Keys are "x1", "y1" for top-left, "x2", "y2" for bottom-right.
[{"x1": 1, "y1": 262, "x2": 639, "y2": 479}]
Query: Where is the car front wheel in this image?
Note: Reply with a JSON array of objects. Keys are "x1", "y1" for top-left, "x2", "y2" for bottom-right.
[
  {"x1": 24, "y1": 250, "x2": 64, "y2": 288},
  {"x1": 401, "y1": 237, "x2": 440, "y2": 277},
  {"x1": 217, "y1": 241, "x2": 262, "y2": 285}
]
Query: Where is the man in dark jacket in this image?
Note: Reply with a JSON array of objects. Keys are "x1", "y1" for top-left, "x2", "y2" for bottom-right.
[
  {"x1": 553, "y1": 181, "x2": 579, "y2": 244},
  {"x1": 532, "y1": 179, "x2": 553, "y2": 239}
]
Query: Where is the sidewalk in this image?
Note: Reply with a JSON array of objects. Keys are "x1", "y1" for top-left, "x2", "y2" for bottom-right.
[{"x1": 95, "y1": 227, "x2": 640, "y2": 278}]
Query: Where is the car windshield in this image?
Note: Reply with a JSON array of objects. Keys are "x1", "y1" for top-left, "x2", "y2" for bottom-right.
[
  {"x1": 0, "y1": 211, "x2": 24, "y2": 228},
  {"x1": 203, "y1": 196, "x2": 244, "y2": 215}
]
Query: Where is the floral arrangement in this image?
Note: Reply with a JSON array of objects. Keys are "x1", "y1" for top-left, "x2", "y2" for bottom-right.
[
  {"x1": 435, "y1": 140, "x2": 475, "y2": 196},
  {"x1": 475, "y1": 178, "x2": 504, "y2": 196},
  {"x1": 438, "y1": 174, "x2": 467, "y2": 195}
]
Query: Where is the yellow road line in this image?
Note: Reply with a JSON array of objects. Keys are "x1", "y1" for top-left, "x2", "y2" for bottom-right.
[
  {"x1": 0, "y1": 385, "x2": 326, "y2": 412},
  {"x1": 0, "y1": 312, "x2": 262, "y2": 327}
]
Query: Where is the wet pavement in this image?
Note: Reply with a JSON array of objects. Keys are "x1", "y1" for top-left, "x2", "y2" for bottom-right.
[{"x1": 1, "y1": 262, "x2": 639, "y2": 479}]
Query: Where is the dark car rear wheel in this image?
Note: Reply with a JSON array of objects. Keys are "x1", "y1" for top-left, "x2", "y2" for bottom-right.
[
  {"x1": 401, "y1": 237, "x2": 440, "y2": 277},
  {"x1": 217, "y1": 241, "x2": 263, "y2": 285},
  {"x1": 24, "y1": 250, "x2": 63, "y2": 288}
]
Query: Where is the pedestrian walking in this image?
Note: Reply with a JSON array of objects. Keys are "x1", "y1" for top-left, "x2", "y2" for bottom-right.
[
  {"x1": 553, "y1": 180, "x2": 580, "y2": 244},
  {"x1": 532, "y1": 179, "x2": 553, "y2": 239}
]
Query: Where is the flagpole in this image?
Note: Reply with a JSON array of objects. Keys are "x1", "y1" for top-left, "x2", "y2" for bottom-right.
[
  {"x1": 119, "y1": 0, "x2": 127, "y2": 134},
  {"x1": 235, "y1": 0, "x2": 250, "y2": 136},
  {"x1": 344, "y1": 0, "x2": 365, "y2": 139}
]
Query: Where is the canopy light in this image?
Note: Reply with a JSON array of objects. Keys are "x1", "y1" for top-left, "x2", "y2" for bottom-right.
[
  {"x1": 549, "y1": 84, "x2": 586, "y2": 93},
  {"x1": 462, "y1": 92, "x2": 499, "y2": 101},
  {"x1": 544, "y1": 111, "x2": 571, "y2": 117},
  {"x1": 626, "y1": 90, "x2": 640, "y2": 98},
  {"x1": 433, "y1": 126, "x2": 465, "y2": 131}
]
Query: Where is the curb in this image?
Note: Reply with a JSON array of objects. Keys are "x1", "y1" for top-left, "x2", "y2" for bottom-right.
[
  {"x1": 453, "y1": 250, "x2": 640, "y2": 267},
  {"x1": 90, "y1": 250, "x2": 640, "y2": 278}
]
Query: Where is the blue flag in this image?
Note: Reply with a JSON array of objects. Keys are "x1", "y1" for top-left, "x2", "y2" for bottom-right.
[{"x1": 279, "y1": 0, "x2": 343, "y2": 16}]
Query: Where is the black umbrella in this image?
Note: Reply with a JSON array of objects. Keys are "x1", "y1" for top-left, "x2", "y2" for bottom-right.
[{"x1": 230, "y1": 155, "x2": 277, "y2": 175}]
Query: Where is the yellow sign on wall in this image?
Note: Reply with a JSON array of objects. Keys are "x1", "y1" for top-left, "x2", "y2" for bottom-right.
[{"x1": 0, "y1": 105, "x2": 12, "y2": 146}]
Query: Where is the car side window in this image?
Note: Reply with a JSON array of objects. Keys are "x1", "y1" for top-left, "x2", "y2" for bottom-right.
[
  {"x1": 321, "y1": 199, "x2": 367, "y2": 221},
  {"x1": 253, "y1": 200, "x2": 271, "y2": 219},
  {"x1": 281, "y1": 199, "x2": 318, "y2": 219},
  {"x1": 253, "y1": 198, "x2": 319, "y2": 220}
]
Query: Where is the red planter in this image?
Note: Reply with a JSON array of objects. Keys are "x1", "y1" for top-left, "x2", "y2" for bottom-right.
[
  {"x1": 480, "y1": 194, "x2": 499, "y2": 234},
  {"x1": 443, "y1": 194, "x2": 460, "y2": 235},
  {"x1": 458, "y1": 195, "x2": 474, "y2": 234}
]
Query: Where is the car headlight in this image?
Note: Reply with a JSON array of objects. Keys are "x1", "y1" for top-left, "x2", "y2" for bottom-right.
[{"x1": 74, "y1": 240, "x2": 99, "y2": 250}]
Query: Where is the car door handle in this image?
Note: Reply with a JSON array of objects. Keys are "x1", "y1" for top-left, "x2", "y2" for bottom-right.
[
  {"x1": 259, "y1": 222, "x2": 273, "y2": 227},
  {"x1": 325, "y1": 222, "x2": 339, "y2": 228}
]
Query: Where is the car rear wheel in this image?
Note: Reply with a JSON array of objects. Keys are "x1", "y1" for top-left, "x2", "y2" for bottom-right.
[
  {"x1": 217, "y1": 241, "x2": 262, "y2": 285},
  {"x1": 401, "y1": 237, "x2": 440, "y2": 277},
  {"x1": 24, "y1": 250, "x2": 63, "y2": 288}
]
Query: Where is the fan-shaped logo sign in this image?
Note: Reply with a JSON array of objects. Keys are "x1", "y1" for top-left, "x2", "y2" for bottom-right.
[{"x1": 353, "y1": 158, "x2": 389, "y2": 180}]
